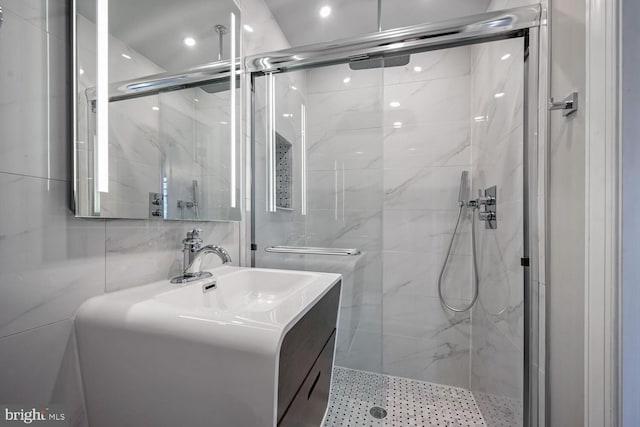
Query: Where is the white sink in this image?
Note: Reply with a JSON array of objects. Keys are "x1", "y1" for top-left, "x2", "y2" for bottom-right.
[
  {"x1": 75, "y1": 266, "x2": 341, "y2": 427},
  {"x1": 154, "y1": 269, "x2": 316, "y2": 313}
]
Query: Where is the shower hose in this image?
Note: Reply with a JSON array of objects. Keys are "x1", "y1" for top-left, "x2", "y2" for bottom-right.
[{"x1": 437, "y1": 204, "x2": 479, "y2": 312}]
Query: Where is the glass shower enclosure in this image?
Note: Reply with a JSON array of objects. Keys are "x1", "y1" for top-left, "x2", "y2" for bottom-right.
[{"x1": 249, "y1": 7, "x2": 541, "y2": 427}]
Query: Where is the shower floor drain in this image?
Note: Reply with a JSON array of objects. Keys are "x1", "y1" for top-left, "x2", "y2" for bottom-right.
[
  {"x1": 369, "y1": 407, "x2": 387, "y2": 419},
  {"x1": 323, "y1": 367, "x2": 489, "y2": 426}
]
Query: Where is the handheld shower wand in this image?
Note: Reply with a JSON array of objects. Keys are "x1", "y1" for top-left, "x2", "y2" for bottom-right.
[
  {"x1": 192, "y1": 179, "x2": 200, "y2": 219},
  {"x1": 438, "y1": 171, "x2": 480, "y2": 312},
  {"x1": 458, "y1": 170, "x2": 469, "y2": 207}
]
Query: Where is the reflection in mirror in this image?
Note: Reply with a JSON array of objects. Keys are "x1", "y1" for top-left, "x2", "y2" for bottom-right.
[{"x1": 74, "y1": 0, "x2": 241, "y2": 221}]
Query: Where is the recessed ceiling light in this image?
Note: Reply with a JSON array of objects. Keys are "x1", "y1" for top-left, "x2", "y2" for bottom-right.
[
  {"x1": 194, "y1": 98, "x2": 199, "y2": 103},
  {"x1": 501, "y1": 53, "x2": 511, "y2": 60},
  {"x1": 283, "y1": 113, "x2": 293, "y2": 118},
  {"x1": 343, "y1": 77, "x2": 351, "y2": 84},
  {"x1": 319, "y1": 5, "x2": 331, "y2": 18},
  {"x1": 220, "y1": 121, "x2": 228, "y2": 125},
  {"x1": 184, "y1": 37, "x2": 196, "y2": 47},
  {"x1": 121, "y1": 53, "x2": 132, "y2": 60},
  {"x1": 243, "y1": 25, "x2": 254, "y2": 32},
  {"x1": 413, "y1": 66, "x2": 422, "y2": 72},
  {"x1": 79, "y1": 68, "x2": 85, "y2": 75},
  {"x1": 389, "y1": 101, "x2": 401, "y2": 108},
  {"x1": 290, "y1": 85, "x2": 297, "y2": 90},
  {"x1": 474, "y1": 115, "x2": 488, "y2": 122},
  {"x1": 393, "y1": 121, "x2": 403, "y2": 128},
  {"x1": 152, "y1": 106, "x2": 160, "y2": 111},
  {"x1": 494, "y1": 92, "x2": 505, "y2": 98}
]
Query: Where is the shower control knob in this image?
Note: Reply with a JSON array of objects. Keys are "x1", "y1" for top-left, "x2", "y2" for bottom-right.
[
  {"x1": 479, "y1": 211, "x2": 496, "y2": 221},
  {"x1": 476, "y1": 194, "x2": 496, "y2": 206}
]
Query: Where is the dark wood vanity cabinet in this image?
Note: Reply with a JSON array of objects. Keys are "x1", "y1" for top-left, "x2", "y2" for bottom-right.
[{"x1": 277, "y1": 281, "x2": 341, "y2": 427}]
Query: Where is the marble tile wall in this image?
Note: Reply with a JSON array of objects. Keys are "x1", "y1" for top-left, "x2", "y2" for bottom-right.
[
  {"x1": 283, "y1": 48, "x2": 476, "y2": 387},
  {"x1": 0, "y1": 3, "x2": 241, "y2": 426},
  {"x1": 469, "y1": 36, "x2": 525, "y2": 425},
  {"x1": 486, "y1": 1, "x2": 549, "y2": 424},
  {"x1": 381, "y1": 48, "x2": 474, "y2": 389},
  {"x1": 304, "y1": 65, "x2": 385, "y2": 373}
]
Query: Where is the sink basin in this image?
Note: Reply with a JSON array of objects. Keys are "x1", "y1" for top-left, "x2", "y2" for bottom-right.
[
  {"x1": 154, "y1": 269, "x2": 317, "y2": 313},
  {"x1": 75, "y1": 266, "x2": 342, "y2": 427}
]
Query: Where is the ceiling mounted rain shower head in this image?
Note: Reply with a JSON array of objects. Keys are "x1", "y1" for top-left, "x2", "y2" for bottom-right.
[
  {"x1": 348, "y1": 55, "x2": 410, "y2": 70},
  {"x1": 214, "y1": 24, "x2": 228, "y2": 62},
  {"x1": 214, "y1": 24, "x2": 228, "y2": 35}
]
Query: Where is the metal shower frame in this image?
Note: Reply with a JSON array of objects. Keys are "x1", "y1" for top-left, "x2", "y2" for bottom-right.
[{"x1": 246, "y1": 5, "x2": 543, "y2": 427}]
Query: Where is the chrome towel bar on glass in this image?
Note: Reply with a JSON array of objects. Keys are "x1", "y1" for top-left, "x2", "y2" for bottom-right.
[{"x1": 264, "y1": 246, "x2": 361, "y2": 256}]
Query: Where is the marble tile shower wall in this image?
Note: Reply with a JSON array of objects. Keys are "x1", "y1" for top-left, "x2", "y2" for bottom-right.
[
  {"x1": 301, "y1": 47, "x2": 476, "y2": 387},
  {"x1": 381, "y1": 48, "x2": 475, "y2": 389},
  {"x1": 0, "y1": 3, "x2": 240, "y2": 426},
  {"x1": 469, "y1": 37, "x2": 525, "y2": 424},
  {"x1": 304, "y1": 64, "x2": 385, "y2": 373}
]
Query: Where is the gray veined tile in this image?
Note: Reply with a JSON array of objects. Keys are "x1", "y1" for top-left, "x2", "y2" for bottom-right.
[
  {"x1": 383, "y1": 76, "x2": 471, "y2": 127},
  {"x1": 304, "y1": 209, "x2": 383, "y2": 252},
  {"x1": 384, "y1": 166, "x2": 471, "y2": 211},
  {"x1": 0, "y1": 320, "x2": 72, "y2": 403},
  {"x1": 307, "y1": 86, "x2": 383, "y2": 133},
  {"x1": 0, "y1": 174, "x2": 106, "y2": 338},
  {"x1": 383, "y1": 121, "x2": 471, "y2": 169},
  {"x1": 3, "y1": 0, "x2": 68, "y2": 41},
  {"x1": 306, "y1": 63, "x2": 383, "y2": 94},
  {"x1": 307, "y1": 127, "x2": 384, "y2": 172},
  {"x1": 382, "y1": 334, "x2": 470, "y2": 389},
  {"x1": 105, "y1": 220, "x2": 240, "y2": 292},
  {"x1": 470, "y1": 307, "x2": 523, "y2": 400},
  {"x1": 383, "y1": 209, "x2": 472, "y2": 254},
  {"x1": 105, "y1": 220, "x2": 185, "y2": 292},
  {"x1": 0, "y1": 10, "x2": 70, "y2": 181},
  {"x1": 382, "y1": 46, "x2": 472, "y2": 85},
  {"x1": 307, "y1": 169, "x2": 383, "y2": 212}
]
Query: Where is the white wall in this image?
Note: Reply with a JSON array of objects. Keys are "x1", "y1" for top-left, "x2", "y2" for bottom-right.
[
  {"x1": 547, "y1": 0, "x2": 586, "y2": 425},
  {"x1": 621, "y1": 0, "x2": 640, "y2": 424},
  {"x1": 0, "y1": 3, "x2": 240, "y2": 426}
]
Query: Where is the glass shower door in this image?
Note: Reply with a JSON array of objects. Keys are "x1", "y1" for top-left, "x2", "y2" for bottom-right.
[
  {"x1": 252, "y1": 64, "x2": 386, "y2": 424},
  {"x1": 251, "y1": 35, "x2": 533, "y2": 427}
]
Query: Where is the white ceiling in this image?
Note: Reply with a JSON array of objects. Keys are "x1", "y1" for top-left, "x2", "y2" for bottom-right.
[
  {"x1": 77, "y1": 0, "x2": 241, "y2": 72},
  {"x1": 77, "y1": 0, "x2": 491, "y2": 72},
  {"x1": 262, "y1": 0, "x2": 492, "y2": 47}
]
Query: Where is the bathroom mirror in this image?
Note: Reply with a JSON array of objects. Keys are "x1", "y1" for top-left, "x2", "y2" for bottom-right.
[{"x1": 73, "y1": 0, "x2": 241, "y2": 221}]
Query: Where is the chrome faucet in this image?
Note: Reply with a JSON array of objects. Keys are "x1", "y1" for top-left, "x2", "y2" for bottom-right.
[{"x1": 170, "y1": 229, "x2": 232, "y2": 284}]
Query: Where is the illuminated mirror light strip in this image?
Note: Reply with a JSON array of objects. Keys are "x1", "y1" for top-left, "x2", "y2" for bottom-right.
[
  {"x1": 96, "y1": 0, "x2": 109, "y2": 193},
  {"x1": 334, "y1": 160, "x2": 338, "y2": 220},
  {"x1": 230, "y1": 12, "x2": 237, "y2": 208},
  {"x1": 266, "y1": 73, "x2": 276, "y2": 212},
  {"x1": 301, "y1": 104, "x2": 307, "y2": 216}
]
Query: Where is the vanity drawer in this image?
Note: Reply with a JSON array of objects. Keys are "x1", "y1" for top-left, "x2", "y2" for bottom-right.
[
  {"x1": 277, "y1": 281, "x2": 341, "y2": 423},
  {"x1": 278, "y1": 330, "x2": 336, "y2": 427}
]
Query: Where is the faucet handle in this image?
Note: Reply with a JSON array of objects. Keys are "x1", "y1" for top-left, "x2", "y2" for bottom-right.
[
  {"x1": 183, "y1": 228, "x2": 203, "y2": 249},
  {"x1": 187, "y1": 228, "x2": 202, "y2": 239}
]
